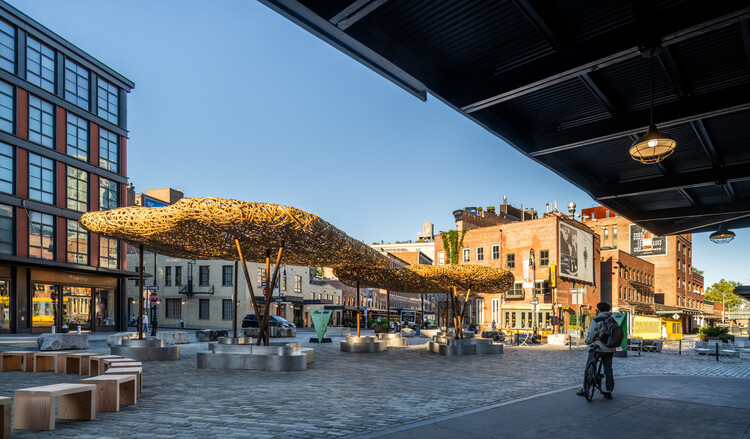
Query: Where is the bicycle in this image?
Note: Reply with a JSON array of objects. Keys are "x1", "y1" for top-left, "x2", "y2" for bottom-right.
[{"x1": 583, "y1": 345, "x2": 606, "y2": 401}]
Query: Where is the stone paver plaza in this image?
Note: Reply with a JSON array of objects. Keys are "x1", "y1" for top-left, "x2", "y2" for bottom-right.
[{"x1": 2, "y1": 332, "x2": 750, "y2": 438}]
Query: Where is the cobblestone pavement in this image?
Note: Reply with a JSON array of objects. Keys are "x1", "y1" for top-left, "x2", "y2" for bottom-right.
[{"x1": 2, "y1": 335, "x2": 749, "y2": 438}]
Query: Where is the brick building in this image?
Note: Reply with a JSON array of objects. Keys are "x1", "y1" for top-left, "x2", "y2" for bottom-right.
[
  {"x1": 600, "y1": 249, "x2": 655, "y2": 315},
  {"x1": 436, "y1": 208, "x2": 601, "y2": 334},
  {"x1": 582, "y1": 206, "x2": 705, "y2": 331},
  {"x1": 0, "y1": 2, "x2": 134, "y2": 334}
]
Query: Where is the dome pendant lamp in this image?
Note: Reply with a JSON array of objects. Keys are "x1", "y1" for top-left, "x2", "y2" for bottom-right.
[
  {"x1": 709, "y1": 186, "x2": 735, "y2": 244},
  {"x1": 630, "y1": 49, "x2": 676, "y2": 164}
]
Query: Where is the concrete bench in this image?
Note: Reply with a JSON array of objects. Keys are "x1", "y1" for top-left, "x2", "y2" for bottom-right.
[
  {"x1": 89, "y1": 355, "x2": 124, "y2": 376},
  {"x1": 64, "y1": 353, "x2": 98, "y2": 375},
  {"x1": 103, "y1": 367, "x2": 142, "y2": 396},
  {"x1": 102, "y1": 357, "x2": 135, "y2": 373},
  {"x1": 37, "y1": 333, "x2": 89, "y2": 351},
  {"x1": 1, "y1": 396, "x2": 9, "y2": 439},
  {"x1": 80, "y1": 375, "x2": 137, "y2": 412},
  {"x1": 12, "y1": 383, "x2": 96, "y2": 431}
]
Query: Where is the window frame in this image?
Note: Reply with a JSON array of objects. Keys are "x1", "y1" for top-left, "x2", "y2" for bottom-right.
[
  {"x1": 66, "y1": 113, "x2": 89, "y2": 161},
  {"x1": 462, "y1": 247, "x2": 470, "y2": 263},
  {"x1": 99, "y1": 236, "x2": 118, "y2": 269},
  {"x1": 0, "y1": 203, "x2": 13, "y2": 255},
  {"x1": 0, "y1": 20, "x2": 15, "y2": 74},
  {"x1": 476, "y1": 246, "x2": 484, "y2": 262},
  {"x1": 539, "y1": 249, "x2": 549, "y2": 267},
  {"x1": 97, "y1": 77, "x2": 119, "y2": 124},
  {"x1": 0, "y1": 142, "x2": 13, "y2": 194},
  {"x1": 64, "y1": 58, "x2": 89, "y2": 109},
  {"x1": 199, "y1": 265, "x2": 210, "y2": 286},
  {"x1": 29, "y1": 210, "x2": 54, "y2": 260},
  {"x1": 66, "y1": 166, "x2": 88, "y2": 212},
  {"x1": 294, "y1": 275, "x2": 302, "y2": 293},
  {"x1": 66, "y1": 219, "x2": 88, "y2": 264},
  {"x1": 28, "y1": 95, "x2": 54, "y2": 148},
  {"x1": 506, "y1": 253, "x2": 515, "y2": 269},
  {"x1": 0, "y1": 80, "x2": 13, "y2": 134},
  {"x1": 491, "y1": 244, "x2": 500, "y2": 260},
  {"x1": 98, "y1": 128, "x2": 119, "y2": 172},
  {"x1": 99, "y1": 177, "x2": 119, "y2": 211},
  {"x1": 165, "y1": 298, "x2": 181, "y2": 319},
  {"x1": 198, "y1": 299, "x2": 209, "y2": 320},
  {"x1": 222, "y1": 265, "x2": 233, "y2": 286},
  {"x1": 28, "y1": 152, "x2": 54, "y2": 204},
  {"x1": 26, "y1": 36, "x2": 55, "y2": 93},
  {"x1": 221, "y1": 299, "x2": 233, "y2": 320}
]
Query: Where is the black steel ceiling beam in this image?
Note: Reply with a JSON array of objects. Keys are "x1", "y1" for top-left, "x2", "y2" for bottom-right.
[
  {"x1": 532, "y1": 82, "x2": 750, "y2": 156},
  {"x1": 595, "y1": 162, "x2": 750, "y2": 200},
  {"x1": 658, "y1": 46, "x2": 690, "y2": 100},
  {"x1": 330, "y1": 0, "x2": 388, "y2": 31},
  {"x1": 258, "y1": 0, "x2": 426, "y2": 101},
  {"x1": 460, "y1": 6, "x2": 750, "y2": 113},
  {"x1": 579, "y1": 73, "x2": 618, "y2": 115},
  {"x1": 650, "y1": 212, "x2": 750, "y2": 236},
  {"x1": 742, "y1": 20, "x2": 750, "y2": 64},
  {"x1": 511, "y1": 0, "x2": 561, "y2": 50},
  {"x1": 691, "y1": 120, "x2": 722, "y2": 167}
]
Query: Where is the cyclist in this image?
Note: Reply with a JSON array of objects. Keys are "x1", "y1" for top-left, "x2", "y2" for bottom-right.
[{"x1": 576, "y1": 302, "x2": 615, "y2": 399}]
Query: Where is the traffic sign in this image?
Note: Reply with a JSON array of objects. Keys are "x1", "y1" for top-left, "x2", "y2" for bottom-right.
[
  {"x1": 529, "y1": 299, "x2": 539, "y2": 305},
  {"x1": 145, "y1": 285, "x2": 159, "y2": 292},
  {"x1": 570, "y1": 288, "x2": 585, "y2": 294},
  {"x1": 149, "y1": 292, "x2": 159, "y2": 303}
]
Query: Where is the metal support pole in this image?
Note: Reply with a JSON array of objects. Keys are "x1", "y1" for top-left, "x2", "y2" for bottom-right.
[
  {"x1": 716, "y1": 343, "x2": 719, "y2": 362},
  {"x1": 233, "y1": 259, "x2": 239, "y2": 338},
  {"x1": 138, "y1": 245, "x2": 144, "y2": 340},
  {"x1": 356, "y1": 281, "x2": 360, "y2": 337},
  {"x1": 151, "y1": 251, "x2": 158, "y2": 336},
  {"x1": 387, "y1": 290, "x2": 391, "y2": 332}
]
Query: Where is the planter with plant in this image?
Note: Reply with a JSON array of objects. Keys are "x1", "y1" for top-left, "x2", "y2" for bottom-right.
[{"x1": 698, "y1": 325, "x2": 734, "y2": 342}]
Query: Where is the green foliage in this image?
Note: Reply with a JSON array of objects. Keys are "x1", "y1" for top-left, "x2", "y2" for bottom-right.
[
  {"x1": 705, "y1": 279, "x2": 746, "y2": 311},
  {"x1": 315, "y1": 267, "x2": 325, "y2": 278},
  {"x1": 692, "y1": 267, "x2": 705, "y2": 276},
  {"x1": 698, "y1": 325, "x2": 729, "y2": 337},
  {"x1": 440, "y1": 229, "x2": 468, "y2": 265}
]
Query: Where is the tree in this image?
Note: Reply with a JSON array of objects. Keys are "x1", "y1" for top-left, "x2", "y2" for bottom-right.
[{"x1": 705, "y1": 279, "x2": 746, "y2": 313}]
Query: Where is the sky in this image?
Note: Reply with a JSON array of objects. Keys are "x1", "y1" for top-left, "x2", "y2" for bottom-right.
[{"x1": 7, "y1": 0, "x2": 748, "y2": 289}]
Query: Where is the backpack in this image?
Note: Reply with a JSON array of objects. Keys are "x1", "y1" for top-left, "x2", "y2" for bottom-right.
[{"x1": 599, "y1": 317, "x2": 624, "y2": 348}]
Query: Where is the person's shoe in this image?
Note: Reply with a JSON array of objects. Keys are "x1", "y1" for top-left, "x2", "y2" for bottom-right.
[
  {"x1": 576, "y1": 389, "x2": 586, "y2": 396},
  {"x1": 602, "y1": 392, "x2": 613, "y2": 399}
]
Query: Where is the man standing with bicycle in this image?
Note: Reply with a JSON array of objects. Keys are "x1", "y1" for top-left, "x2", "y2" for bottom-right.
[{"x1": 576, "y1": 302, "x2": 616, "y2": 399}]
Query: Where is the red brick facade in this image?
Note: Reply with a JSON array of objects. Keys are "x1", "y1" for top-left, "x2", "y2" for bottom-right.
[{"x1": 600, "y1": 249, "x2": 655, "y2": 314}]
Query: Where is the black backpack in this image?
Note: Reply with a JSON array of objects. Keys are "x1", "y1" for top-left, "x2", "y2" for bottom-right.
[{"x1": 599, "y1": 317, "x2": 624, "y2": 348}]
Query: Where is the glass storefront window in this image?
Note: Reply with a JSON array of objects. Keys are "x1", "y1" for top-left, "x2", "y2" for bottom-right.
[
  {"x1": 95, "y1": 289, "x2": 115, "y2": 326},
  {"x1": 62, "y1": 286, "x2": 91, "y2": 329},
  {"x1": 32, "y1": 283, "x2": 56, "y2": 327},
  {"x1": 0, "y1": 280, "x2": 8, "y2": 330}
]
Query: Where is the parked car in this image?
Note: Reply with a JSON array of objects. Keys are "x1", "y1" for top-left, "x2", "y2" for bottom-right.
[{"x1": 241, "y1": 314, "x2": 296, "y2": 328}]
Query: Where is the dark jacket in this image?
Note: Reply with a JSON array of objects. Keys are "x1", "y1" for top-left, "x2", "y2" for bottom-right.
[{"x1": 585, "y1": 311, "x2": 616, "y2": 353}]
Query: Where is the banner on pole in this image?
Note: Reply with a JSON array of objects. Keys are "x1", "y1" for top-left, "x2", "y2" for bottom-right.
[{"x1": 310, "y1": 309, "x2": 332, "y2": 343}]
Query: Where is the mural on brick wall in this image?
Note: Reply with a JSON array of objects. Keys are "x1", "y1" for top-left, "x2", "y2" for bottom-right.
[{"x1": 558, "y1": 221, "x2": 594, "y2": 283}]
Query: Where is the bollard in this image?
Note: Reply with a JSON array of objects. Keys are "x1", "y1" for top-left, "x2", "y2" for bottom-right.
[
  {"x1": 51, "y1": 326, "x2": 55, "y2": 334},
  {"x1": 77, "y1": 325, "x2": 81, "y2": 334},
  {"x1": 679, "y1": 339, "x2": 681, "y2": 355},
  {"x1": 716, "y1": 343, "x2": 719, "y2": 362}
]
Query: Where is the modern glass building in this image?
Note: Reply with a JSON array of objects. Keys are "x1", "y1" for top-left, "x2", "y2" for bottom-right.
[{"x1": 0, "y1": 1, "x2": 134, "y2": 333}]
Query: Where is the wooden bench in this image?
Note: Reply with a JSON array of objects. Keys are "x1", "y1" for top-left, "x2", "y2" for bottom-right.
[
  {"x1": 12, "y1": 383, "x2": 96, "y2": 431},
  {"x1": 103, "y1": 367, "x2": 142, "y2": 396},
  {"x1": 33, "y1": 352, "x2": 65, "y2": 372},
  {"x1": 89, "y1": 355, "x2": 124, "y2": 376},
  {"x1": 80, "y1": 375, "x2": 137, "y2": 412},
  {"x1": 2, "y1": 351, "x2": 35, "y2": 372},
  {"x1": 1, "y1": 396, "x2": 10, "y2": 439},
  {"x1": 65, "y1": 353, "x2": 98, "y2": 375},
  {"x1": 102, "y1": 357, "x2": 134, "y2": 373},
  {"x1": 108, "y1": 361, "x2": 143, "y2": 370}
]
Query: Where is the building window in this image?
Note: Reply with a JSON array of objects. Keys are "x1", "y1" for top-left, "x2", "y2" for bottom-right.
[
  {"x1": 175, "y1": 266, "x2": 182, "y2": 286},
  {"x1": 64, "y1": 59, "x2": 89, "y2": 109},
  {"x1": 506, "y1": 253, "x2": 515, "y2": 269},
  {"x1": 491, "y1": 244, "x2": 500, "y2": 260},
  {"x1": 534, "y1": 280, "x2": 546, "y2": 296},
  {"x1": 294, "y1": 275, "x2": 302, "y2": 293},
  {"x1": 437, "y1": 251, "x2": 444, "y2": 265},
  {"x1": 99, "y1": 128, "x2": 119, "y2": 172},
  {"x1": 0, "y1": 203, "x2": 13, "y2": 255},
  {"x1": 476, "y1": 246, "x2": 484, "y2": 261},
  {"x1": 199, "y1": 266, "x2": 210, "y2": 286},
  {"x1": 540, "y1": 250, "x2": 549, "y2": 266},
  {"x1": 222, "y1": 265, "x2": 233, "y2": 286},
  {"x1": 66, "y1": 220, "x2": 88, "y2": 264},
  {"x1": 198, "y1": 299, "x2": 209, "y2": 319},
  {"x1": 506, "y1": 282, "x2": 523, "y2": 299},
  {"x1": 462, "y1": 248, "x2": 470, "y2": 263},
  {"x1": 99, "y1": 237, "x2": 118, "y2": 269},
  {"x1": 165, "y1": 298, "x2": 181, "y2": 318},
  {"x1": 222, "y1": 299, "x2": 233, "y2": 320},
  {"x1": 603, "y1": 228, "x2": 609, "y2": 239},
  {"x1": 66, "y1": 166, "x2": 88, "y2": 212},
  {"x1": 613, "y1": 226, "x2": 618, "y2": 239},
  {"x1": 281, "y1": 273, "x2": 287, "y2": 291},
  {"x1": 66, "y1": 113, "x2": 88, "y2": 161},
  {"x1": 0, "y1": 142, "x2": 12, "y2": 194},
  {"x1": 0, "y1": 20, "x2": 14, "y2": 73},
  {"x1": 28, "y1": 153, "x2": 54, "y2": 204},
  {"x1": 0, "y1": 80, "x2": 12, "y2": 134},
  {"x1": 29, "y1": 211, "x2": 54, "y2": 260},
  {"x1": 165, "y1": 266, "x2": 171, "y2": 286},
  {"x1": 28, "y1": 95, "x2": 54, "y2": 148},
  {"x1": 99, "y1": 177, "x2": 119, "y2": 210},
  {"x1": 26, "y1": 37, "x2": 55, "y2": 93},
  {"x1": 97, "y1": 78, "x2": 119, "y2": 124},
  {"x1": 476, "y1": 298, "x2": 484, "y2": 324},
  {"x1": 491, "y1": 298, "x2": 501, "y2": 325},
  {"x1": 257, "y1": 268, "x2": 266, "y2": 286}
]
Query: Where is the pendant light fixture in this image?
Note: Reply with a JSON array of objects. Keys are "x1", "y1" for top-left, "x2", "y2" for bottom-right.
[
  {"x1": 709, "y1": 185, "x2": 735, "y2": 244},
  {"x1": 629, "y1": 48, "x2": 677, "y2": 164}
]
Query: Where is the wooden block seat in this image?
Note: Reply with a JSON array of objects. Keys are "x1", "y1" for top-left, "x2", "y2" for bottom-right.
[
  {"x1": 80, "y1": 375, "x2": 137, "y2": 413},
  {"x1": 108, "y1": 361, "x2": 143, "y2": 370},
  {"x1": 64, "y1": 353, "x2": 98, "y2": 375},
  {"x1": 103, "y1": 367, "x2": 142, "y2": 396},
  {"x1": 12, "y1": 383, "x2": 96, "y2": 431},
  {"x1": 102, "y1": 357, "x2": 135, "y2": 373},
  {"x1": 33, "y1": 352, "x2": 66, "y2": 372},
  {"x1": 89, "y1": 355, "x2": 124, "y2": 376},
  {"x1": 1, "y1": 351, "x2": 34, "y2": 372},
  {"x1": 1, "y1": 396, "x2": 10, "y2": 439}
]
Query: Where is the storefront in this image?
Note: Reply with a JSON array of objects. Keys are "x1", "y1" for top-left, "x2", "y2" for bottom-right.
[{"x1": 0, "y1": 263, "x2": 127, "y2": 334}]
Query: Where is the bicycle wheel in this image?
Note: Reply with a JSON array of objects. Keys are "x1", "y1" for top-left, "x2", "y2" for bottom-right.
[{"x1": 584, "y1": 361, "x2": 597, "y2": 401}]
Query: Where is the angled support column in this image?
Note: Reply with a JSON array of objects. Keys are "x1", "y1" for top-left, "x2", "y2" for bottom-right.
[
  {"x1": 235, "y1": 239, "x2": 262, "y2": 337},
  {"x1": 138, "y1": 245, "x2": 144, "y2": 340}
]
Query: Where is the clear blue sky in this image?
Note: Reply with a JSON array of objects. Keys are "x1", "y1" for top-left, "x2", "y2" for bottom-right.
[{"x1": 8, "y1": 0, "x2": 746, "y2": 289}]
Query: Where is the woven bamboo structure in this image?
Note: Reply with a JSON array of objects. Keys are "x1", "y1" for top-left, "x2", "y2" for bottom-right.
[{"x1": 79, "y1": 197, "x2": 391, "y2": 268}]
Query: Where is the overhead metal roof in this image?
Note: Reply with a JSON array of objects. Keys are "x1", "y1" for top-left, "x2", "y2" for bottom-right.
[{"x1": 261, "y1": 0, "x2": 750, "y2": 236}]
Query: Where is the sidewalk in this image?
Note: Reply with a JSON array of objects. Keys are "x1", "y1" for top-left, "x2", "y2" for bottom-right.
[{"x1": 360, "y1": 375, "x2": 750, "y2": 439}]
